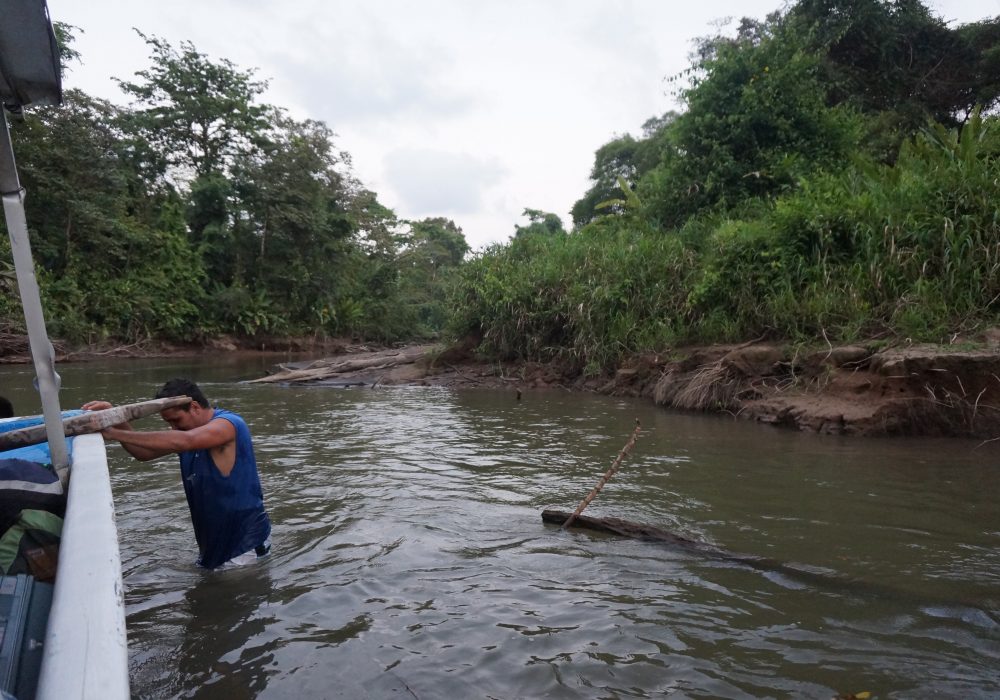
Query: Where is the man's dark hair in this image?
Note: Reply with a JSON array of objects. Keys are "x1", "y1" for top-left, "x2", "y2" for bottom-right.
[
  {"x1": 0, "y1": 396, "x2": 13, "y2": 419},
  {"x1": 155, "y1": 378, "x2": 210, "y2": 409}
]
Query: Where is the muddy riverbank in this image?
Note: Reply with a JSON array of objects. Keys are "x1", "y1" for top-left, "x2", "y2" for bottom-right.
[
  {"x1": 251, "y1": 335, "x2": 1000, "y2": 439},
  {"x1": 4, "y1": 331, "x2": 1000, "y2": 439}
]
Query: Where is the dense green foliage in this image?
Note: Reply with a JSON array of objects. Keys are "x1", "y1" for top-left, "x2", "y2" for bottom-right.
[
  {"x1": 4, "y1": 1, "x2": 1000, "y2": 368},
  {"x1": 1, "y1": 30, "x2": 468, "y2": 345},
  {"x1": 452, "y1": 0, "x2": 1000, "y2": 371}
]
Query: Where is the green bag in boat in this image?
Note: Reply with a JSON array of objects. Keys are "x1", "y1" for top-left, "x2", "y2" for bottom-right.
[{"x1": 0, "y1": 510, "x2": 62, "y2": 583}]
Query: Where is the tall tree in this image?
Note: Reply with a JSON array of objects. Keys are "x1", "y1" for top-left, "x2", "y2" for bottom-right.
[
  {"x1": 639, "y1": 8, "x2": 863, "y2": 228},
  {"x1": 115, "y1": 34, "x2": 273, "y2": 299},
  {"x1": 6, "y1": 89, "x2": 204, "y2": 340},
  {"x1": 572, "y1": 113, "x2": 677, "y2": 227},
  {"x1": 406, "y1": 217, "x2": 470, "y2": 267},
  {"x1": 514, "y1": 209, "x2": 567, "y2": 238},
  {"x1": 231, "y1": 114, "x2": 354, "y2": 332},
  {"x1": 115, "y1": 32, "x2": 270, "y2": 181},
  {"x1": 349, "y1": 187, "x2": 403, "y2": 258},
  {"x1": 396, "y1": 218, "x2": 470, "y2": 335},
  {"x1": 788, "y1": 0, "x2": 999, "y2": 124}
]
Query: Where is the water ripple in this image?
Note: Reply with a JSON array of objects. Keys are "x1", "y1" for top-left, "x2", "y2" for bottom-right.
[{"x1": 83, "y1": 374, "x2": 1000, "y2": 699}]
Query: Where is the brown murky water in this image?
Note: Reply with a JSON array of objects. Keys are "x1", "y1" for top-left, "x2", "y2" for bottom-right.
[{"x1": 2, "y1": 356, "x2": 998, "y2": 698}]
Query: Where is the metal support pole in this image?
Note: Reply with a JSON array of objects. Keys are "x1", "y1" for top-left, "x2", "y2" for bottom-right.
[{"x1": 0, "y1": 109, "x2": 69, "y2": 471}]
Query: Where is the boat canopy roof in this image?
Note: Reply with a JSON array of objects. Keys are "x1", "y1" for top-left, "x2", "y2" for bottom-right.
[{"x1": 0, "y1": 0, "x2": 61, "y2": 109}]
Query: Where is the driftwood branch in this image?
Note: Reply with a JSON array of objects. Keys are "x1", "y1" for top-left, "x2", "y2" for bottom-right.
[
  {"x1": 562, "y1": 420, "x2": 641, "y2": 529},
  {"x1": 0, "y1": 396, "x2": 191, "y2": 451},
  {"x1": 249, "y1": 346, "x2": 430, "y2": 384}
]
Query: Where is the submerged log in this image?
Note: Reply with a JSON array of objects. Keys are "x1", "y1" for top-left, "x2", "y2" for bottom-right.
[
  {"x1": 543, "y1": 509, "x2": 996, "y2": 613},
  {"x1": 544, "y1": 509, "x2": 848, "y2": 584},
  {"x1": 0, "y1": 396, "x2": 191, "y2": 451},
  {"x1": 543, "y1": 509, "x2": 701, "y2": 546}
]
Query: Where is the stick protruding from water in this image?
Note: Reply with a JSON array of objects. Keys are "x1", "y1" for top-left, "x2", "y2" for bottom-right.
[{"x1": 562, "y1": 419, "x2": 641, "y2": 530}]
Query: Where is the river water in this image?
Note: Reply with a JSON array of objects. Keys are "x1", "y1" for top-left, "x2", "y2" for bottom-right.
[{"x1": 2, "y1": 355, "x2": 999, "y2": 699}]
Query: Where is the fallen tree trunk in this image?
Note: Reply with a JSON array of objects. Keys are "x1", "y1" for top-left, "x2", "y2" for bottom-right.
[{"x1": 249, "y1": 345, "x2": 432, "y2": 384}]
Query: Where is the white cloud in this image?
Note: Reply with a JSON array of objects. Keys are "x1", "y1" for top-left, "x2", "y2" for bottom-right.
[
  {"x1": 383, "y1": 148, "x2": 506, "y2": 217},
  {"x1": 259, "y1": 16, "x2": 476, "y2": 125}
]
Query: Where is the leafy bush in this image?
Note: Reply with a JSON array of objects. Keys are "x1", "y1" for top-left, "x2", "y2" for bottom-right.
[{"x1": 451, "y1": 111, "x2": 1000, "y2": 369}]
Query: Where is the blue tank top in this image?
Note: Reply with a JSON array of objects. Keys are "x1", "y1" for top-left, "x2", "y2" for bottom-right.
[{"x1": 178, "y1": 408, "x2": 271, "y2": 569}]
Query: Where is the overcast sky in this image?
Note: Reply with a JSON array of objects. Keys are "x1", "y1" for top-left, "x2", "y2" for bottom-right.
[{"x1": 48, "y1": 0, "x2": 999, "y2": 250}]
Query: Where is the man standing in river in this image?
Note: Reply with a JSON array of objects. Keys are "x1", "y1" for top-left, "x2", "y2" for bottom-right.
[{"x1": 83, "y1": 378, "x2": 271, "y2": 570}]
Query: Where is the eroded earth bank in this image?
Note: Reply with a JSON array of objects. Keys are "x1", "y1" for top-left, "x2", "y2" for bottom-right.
[{"x1": 251, "y1": 336, "x2": 1000, "y2": 439}]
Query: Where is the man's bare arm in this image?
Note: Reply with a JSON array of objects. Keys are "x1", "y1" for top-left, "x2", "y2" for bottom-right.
[
  {"x1": 82, "y1": 400, "x2": 163, "y2": 460},
  {"x1": 102, "y1": 419, "x2": 236, "y2": 463}
]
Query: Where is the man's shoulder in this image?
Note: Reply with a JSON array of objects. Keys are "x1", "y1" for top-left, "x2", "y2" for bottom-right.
[{"x1": 209, "y1": 408, "x2": 249, "y2": 434}]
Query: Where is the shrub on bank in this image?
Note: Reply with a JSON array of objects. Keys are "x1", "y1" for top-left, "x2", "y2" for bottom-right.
[{"x1": 450, "y1": 113, "x2": 1000, "y2": 370}]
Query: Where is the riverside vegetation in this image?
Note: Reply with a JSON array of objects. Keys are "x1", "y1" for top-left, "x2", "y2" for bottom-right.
[{"x1": 3, "y1": 1, "x2": 1000, "y2": 435}]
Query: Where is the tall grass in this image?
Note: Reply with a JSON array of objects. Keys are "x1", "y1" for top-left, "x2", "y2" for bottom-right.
[
  {"x1": 450, "y1": 113, "x2": 1000, "y2": 370},
  {"x1": 450, "y1": 222, "x2": 695, "y2": 373}
]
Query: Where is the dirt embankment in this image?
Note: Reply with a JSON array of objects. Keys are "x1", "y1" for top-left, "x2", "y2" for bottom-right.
[
  {"x1": 636, "y1": 341, "x2": 1000, "y2": 438},
  {"x1": 252, "y1": 335, "x2": 1000, "y2": 439},
  {"x1": 5, "y1": 330, "x2": 1000, "y2": 439}
]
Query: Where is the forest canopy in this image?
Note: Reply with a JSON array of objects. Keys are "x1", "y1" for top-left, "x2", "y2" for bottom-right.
[
  {"x1": 3, "y1": 0, "x2": 1000, "y2": 370},
  {"x1": 1, "y1": 28, "x2": 468, "y2": 345}
]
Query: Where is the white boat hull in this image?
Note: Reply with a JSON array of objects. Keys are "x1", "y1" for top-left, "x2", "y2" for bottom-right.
[{"x1": 36, "y1": 433, "x2": 129, "y2": 699}]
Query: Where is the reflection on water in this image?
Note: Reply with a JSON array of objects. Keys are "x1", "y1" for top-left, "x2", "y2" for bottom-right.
[{"x1": 3, "y1": 357, "x2": 999, "y2": 698}]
